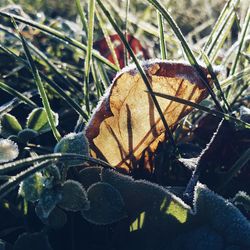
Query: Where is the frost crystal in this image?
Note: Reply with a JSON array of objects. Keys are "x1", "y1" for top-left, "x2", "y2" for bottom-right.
[{"x1": 0, "y1": 138, "x2": 19, "y2": 163}]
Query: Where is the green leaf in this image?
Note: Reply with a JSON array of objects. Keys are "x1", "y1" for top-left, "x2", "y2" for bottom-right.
[
  {"x1": 39, "y1": 207, "x2": 67, "y2": 229},
  {"x1": 0, "y1": 113, "x2": 22, "y2": 138},
  {"x1": 101, "y1": 169, "x2": 190, "y2": 228},
  {"x1": 171, "y1": 226, "x2": 223, "y2": 250},
  {"x1": 54, "y1": 132, "x2": 89, "y2": 166},
  {"x1": 194, "y1": 183, "x2": 250, "y2": 247},
  {"x1": 35, "y1": 188, "x2": 62, "y2": 219},
  {"x1": 82, "y1": 182, "x2": 126, "y2": 225},
  {"x1": 58, "y1": 180, "x2": 89, "y2": 212},
  {"x1": 0, "y1": 139, "x2": 19, "y2": 164},
  {"x1": 13, "y1": 232, "x2": 53, "y2": 250},
  {"x1": 26, "y1": 108, "x2": 59, "y2": 134},
  {"x1": 19, "y1": 172, "x2": 45, "y2": 202},
  {"x1": 78, "y1": 166, "x2": 102, "y2": 189}
]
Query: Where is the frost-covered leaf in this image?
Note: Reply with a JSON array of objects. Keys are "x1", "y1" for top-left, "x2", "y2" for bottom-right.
[
  {"x1": 194, "y1": 183, "x2": 250, "y2": 247},
  {"x1": 26, "y1": 108, "x2": 58, "y2": 134},
  {"x1": 54, "y1": 132, "x2": 89, "y2": 166},
  {"x1": 78, "y1": 166, "x2": 102, "y2": 189},
  {"x1": 82, "y1": 182, "x2": 126, "y2": 225},
  {"x1": 13, "y1": 232, "x2": 52, "y2": 250},
  {"x1": 39, "y1": 207, "x2": 67, "y2": 229},
  {"x1": 170, "y1": 226, "x2": 223, "y2": 250},
  {"x1": 85, "y1": 60, "x2": 211, "y2": 172},
  {"x1": 58, "y1": 180, "x2": 89, "y2": 212},
  {"x1": 35, "y1": 188, "x2": 62, "y2": 220},
  {"x1": 0, "y1": 113, "x2": 22, "y2": 138},
  {"x1": 19, "y1": 172, "x2": 45, "y2": 202},
  {"x1": 101, "y1": 168, "x2": 190, "y2": 227},
  {"x1": 0, "y1": 138, "x2": 19, "y2": 163}
]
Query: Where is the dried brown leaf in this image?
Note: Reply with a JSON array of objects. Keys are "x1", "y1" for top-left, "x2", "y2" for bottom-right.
[{"x1": 85, "y1": 60, "x2": 211, "y2": 173}]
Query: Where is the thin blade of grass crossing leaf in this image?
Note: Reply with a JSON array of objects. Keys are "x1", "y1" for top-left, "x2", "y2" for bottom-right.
[
  {"x1": 145, "y1": 0, "x2": 224, "y2": 112},
  {"x1": 200, "y1": 51, "x2": 232, "y2": 113},
  {"x1": 84, "y1": 0, "x2": 96, "y2": 114},
  {"x1": 230, "y1": 7, "x2": 250, "y2": 75},
  {"x1": 96, "y1": 0, "x2": 177, "y2": 151},
  {"x1": 157, "y1": 11, "x2": 167, "y2": 59},
  {"x1": 0, "y1": 81, "x2": 37, "y2": 108},
  {"x1": 15, "y1": 21, "x2": 61, "y2": 141},
  {"x1": 0, "y1": 11, "x2": 118, "y2": 72},
  {"x1": 150, "y1": 91, "x2": 250, "y2": 129},
  {"x1": 0, "y1": 153, "x2": 112, "y2": 175}
]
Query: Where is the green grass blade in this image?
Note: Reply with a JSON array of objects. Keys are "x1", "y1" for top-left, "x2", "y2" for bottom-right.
[
  {"x1": 96, "y1": 9, "x2": 120, "y2": 69},
  {"x1": 41, "y1": 75, "x2": 89, "y2": 121},
  {"x1": 204, "y1": 0, "x2": 239, "y2": 62},
  {"x1": 0, "y1": 81, "x2": 37, "y2": 108},
  {"x1": 202, "y1": 0, "x2": 237, "y2": 53},
  {"x1": 15, "y1": 21, "x2": 61, "y2": 141},
  {"x1": 145, "y1": 0, "x2": 224, "y2": 112},
  {"x1": 157, "y1": 11, "x2": 167, "y2": 59},
  {"x1": 230, "y1": 7, "x2": 250, "y2": 75},
  {"x1": 150, "y1": 91, "x2": 250, "y2": 129},
  {"x1": 201, "y1": 51, "x2": 232, "y2": 113},
  {"x1": 75, "y1": 0, "x2": 89, "y2": 38},
  {"x1": 96, "y1": 61, "x2": 110, "y2": 89},
  {"x1": 84, "y1": 0, "x2": 96, "y2": 114},
  {"x1": 124, "y1": 0, "x2": 130, "y2": 66},
  {"x1": 220, "y1": 67, "x2": 250, "y2": 89},
  {"x1": 0, "y1": 11, "x2": 118, "y2": 71},
  {"x1": 97, "y1": 0, "x2": 177, "y2": 150}
]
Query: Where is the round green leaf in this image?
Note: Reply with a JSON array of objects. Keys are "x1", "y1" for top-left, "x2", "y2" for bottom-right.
[
  {"x1": 0, "y1": 113, "x2": 22, "y2": 138},
  {"x1": 82, "y1": 182, "x2": 126, "y2": 225},
  {"x1": 35, "y1": 188, "x2": 62, "y2": 219},
  {"x1": 78, "y1": 166, "x2": 102, "y2": 189},
  {"x1": 19, "y1": 172, "x2": 45, "y2": 202},
  {"x1": 26, "y1": 107, "x2": 58, "y2": 134},
  {"x1": 54, "y1": 132, "x2": 89, "y2": 166},
  {"x1": 58, "y1": 180, "x2": 89, "y2": 212}
]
